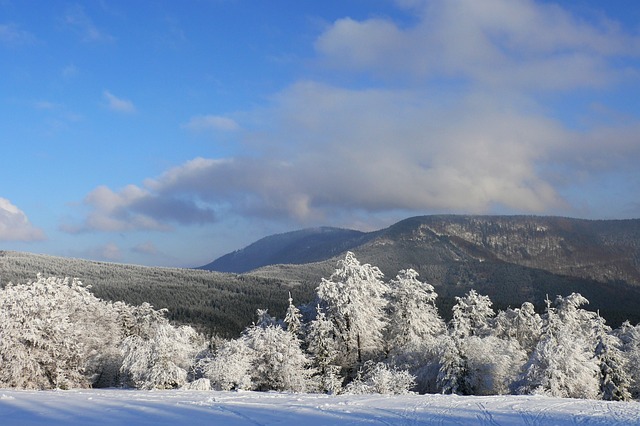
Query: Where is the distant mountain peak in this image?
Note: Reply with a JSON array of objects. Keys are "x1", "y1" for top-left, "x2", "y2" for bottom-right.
[{"x1": 199, "y1": 226, "x2": 374, "y2": 273}]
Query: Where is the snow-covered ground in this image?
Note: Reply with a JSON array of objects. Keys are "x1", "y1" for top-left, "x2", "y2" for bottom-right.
[{"x1": 1, "y1": 389, "x2": 639, "y2": 425}]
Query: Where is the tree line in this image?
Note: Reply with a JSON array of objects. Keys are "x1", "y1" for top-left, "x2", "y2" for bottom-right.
[{"x1": 1, "y1": 253, "x2": 638, "y2": 401}]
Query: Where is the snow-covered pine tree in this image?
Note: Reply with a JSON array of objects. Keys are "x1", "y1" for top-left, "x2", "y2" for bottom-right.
[
  {"x1": 594, "y1": 314, "x2": 631, "y2": 401},
  {"x1": 284, "y1": 293, "x2": 303, "y2": 338},
  {"x1": 306, "y1": 305, "x2": 343, "y2": 394},
  {"x1": 316, "y1": 252, "x2": 389, "y2": 374},
  {"x1": 614, "y1": 321, "x2": 640, "y2": 398}
]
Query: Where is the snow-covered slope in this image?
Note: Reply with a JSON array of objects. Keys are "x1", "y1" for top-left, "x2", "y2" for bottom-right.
[{"x1": 1, "y1": 389, "x2": 639, "y2": 425}]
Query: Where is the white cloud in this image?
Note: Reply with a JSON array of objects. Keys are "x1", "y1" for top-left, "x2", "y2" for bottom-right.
[
  {"x1": 103, "y1": 90, "x2": 136, "y2": 114},
  {"x1": 69, "y1": 0, "x2": 640, "y2": 233},
  {"x1": 63, "y1": 183, "x2": 216, "y2": 234},
  {"x1": 0, "y1": 197, "x2": 46, "y2": 241},
  {"x1": 316, "y1": 0, "x2": 640, "y2": 90},
  {"x1": 183, "y1": 115, "x2": 240, "y2": 132}
]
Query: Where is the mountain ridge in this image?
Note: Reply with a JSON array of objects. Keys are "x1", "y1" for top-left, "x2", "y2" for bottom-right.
[
  {"x1": 202, "y1": 214, "x2": 640, "y2": 285},
  {"x1": 204, "y1": 214, "x2": 640, "y2": 327},
  {"x1": 199, "y1": 226, "x2": 376, "y2": 273}
]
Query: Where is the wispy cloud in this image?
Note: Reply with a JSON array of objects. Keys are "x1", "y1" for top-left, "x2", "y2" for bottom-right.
[
  {"x1": 63, "y1": 4, "x2": 114, "y2": 43},
  {"x1": 103, "y1": 90, "x2": 136, "y2": 114},
  {"x1": 0, "y1": 197, "x2": 46, "y2": 241}
]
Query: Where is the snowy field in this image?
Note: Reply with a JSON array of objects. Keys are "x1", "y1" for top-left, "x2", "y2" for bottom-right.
[{"x1": 1, "y1": 390, "x2": 639, "y2": 426}]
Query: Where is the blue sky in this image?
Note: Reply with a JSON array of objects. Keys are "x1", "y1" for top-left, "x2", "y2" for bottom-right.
[{"x1": 1, "y1": 0, "x2": 640, "y2": 267}]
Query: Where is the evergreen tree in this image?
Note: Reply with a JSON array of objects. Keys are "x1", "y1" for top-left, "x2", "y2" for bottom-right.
[
  {"x1": 437, "y1": 335, "x2": 471, "y2": 395},
  {"x1": 284, "y1": 293, "x2": 303, "y2": 338},
  {"x1": 306, "y1": 305, "x2": 343, "y2": 394},
  {"x1": 615, "y1": 321, "x2": 640, "y2": 398},
  {"x1": 594, "y1": 315, "x2": 631, "y2": 401}
]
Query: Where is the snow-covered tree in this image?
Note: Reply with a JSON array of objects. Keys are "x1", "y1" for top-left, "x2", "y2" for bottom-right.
[
  {"x1": 284, "y1": 293, "x2": 303, "y2": 338},
  {"x1": 202, "y1": 310, "x2": 312, "y2": 393},
  {"x1": 120, "y1": 319, "x2": 204, "y2": 390},
  {"x1": 450, "y1": 289, "x2": 495, "y2": 339},
  {"x1": 594, "y1": 315, "x2": 631, "y2": 401},
  {"x1": 436, "y1": 335, "x2": 471, "y2": 395},
  {"x1": 0, "y1": 276, "x2": 122, "y2": 389},
  {"x1": 385, "y1": 269, "x2": 445, "y2": 393},
  {"x1": 514, "y1": 294, "x2": 599, "y2": 399},
  {"x1": 493, "y1": 302, "x2": 542, "y2": 356},
  {"x1": 387, "y1": 269, "x2": 445, "y2": 353},
  {"x1": 200, "y1": 338, "x2": 253, "y2": 391},
  {"x1": 464, "y1": 335, "x2": 526, "y2": 395},
  {"x1": 243, "y1": 323, "x2": 312, "y2": 392},
  {"x1": 316, "y1": 252, "x2": 389, "y2": 372},
  {"x1": 306, "y1": 305, "x2": 343, "y2": 394},
  {"x1": 615, "y1": 321, "x2": 640, "y2": 398},
  {"x1": 255, "y1": 309, "x2": 277, "y2": 328}
]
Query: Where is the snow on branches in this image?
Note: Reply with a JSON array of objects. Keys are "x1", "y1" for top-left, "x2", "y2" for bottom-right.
[{"x1": 1, "y1": 252, "x2": 639, "y2": 401}]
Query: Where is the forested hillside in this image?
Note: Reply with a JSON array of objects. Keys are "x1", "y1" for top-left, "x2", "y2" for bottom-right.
[
  {"x1": 0, "y1": 251, "x2": 311, "y2": 337},
  {"x1": 245, "y1": 216, "x2": 640, "y2": 327}
]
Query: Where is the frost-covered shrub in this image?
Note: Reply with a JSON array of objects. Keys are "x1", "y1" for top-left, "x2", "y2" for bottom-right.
[
  {"x1": 120, "y1": 321, "x2": 204, "y2": 390},
  {"x1": 0, "y1": 276, "x2": 122, "y2": 389},
  {"x1": 465, "y1": 336, "x2": 526, "y2": 395},
  {"x1": 514, "y1": 294, "x2": 599, "y2": 399},
  {"x1": 200, "y1": 338, "x2": 254, "y2": 391},
  {"x1": 344, "y1": 361, "x2": 415, "y2": 395},
  {"x1": 201, "y1": 324, "x2": 313, "y2": 392}
]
